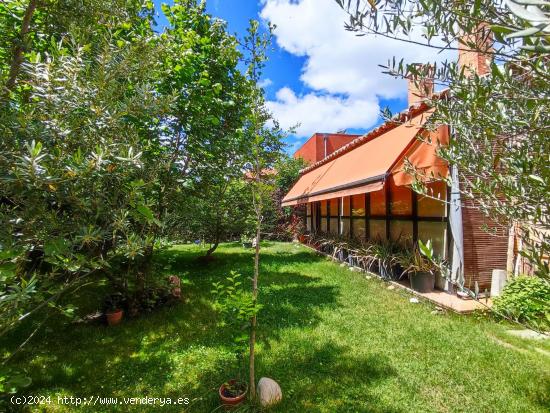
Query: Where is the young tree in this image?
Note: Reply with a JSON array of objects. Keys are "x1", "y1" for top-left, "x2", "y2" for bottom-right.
[
  {"x1": 241, "y1": 20, "x2": 285, "y2": 400},
  {"x1": 335, "y1": 0, "x2": 550, "y2": 280}
]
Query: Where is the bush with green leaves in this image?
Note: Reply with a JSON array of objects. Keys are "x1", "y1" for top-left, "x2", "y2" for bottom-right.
[
  {"x1": 493, "y1": 276, "x2": 550, "y2": 330},
  {"x1": 0, "y1": 0, "x2": 279, "y2": 393},
  {"x1": 212, "y1": 271, "x2": 262, "y2": 383}
]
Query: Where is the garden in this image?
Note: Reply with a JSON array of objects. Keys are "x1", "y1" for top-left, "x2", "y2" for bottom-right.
[{"x1": 2, "y1": 242, "x2": 549, "y2": 412}]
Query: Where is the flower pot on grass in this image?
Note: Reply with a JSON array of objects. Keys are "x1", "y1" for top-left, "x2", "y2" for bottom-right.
[
  {"x1": 410, "y1": 271, "x2": 435, "y2": 293},
  {"x1": 103, "y1": 292, "x2": 125, "y2": 326},
  {"x1": 219, "y1": 379, "x2": 247, "y2": 409},
  {"x1": 106, "y1": 309, "x2": 123, "y2": 326}
]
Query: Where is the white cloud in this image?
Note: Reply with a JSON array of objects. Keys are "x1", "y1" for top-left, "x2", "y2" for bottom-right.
[
  {"x1": 260, "y1": 0, "x2": 453, "y2": 138},
  {"x1": 258, "y1": 78, "x2": 273, "y2": 88},
  {"x1": 266, "y1": 87, "x2": 379, "y2": 137}
]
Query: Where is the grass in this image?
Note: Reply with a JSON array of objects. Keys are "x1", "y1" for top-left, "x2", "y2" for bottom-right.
[{"x1": 3, "y1": 242, "x2": 549, "y2": 412}]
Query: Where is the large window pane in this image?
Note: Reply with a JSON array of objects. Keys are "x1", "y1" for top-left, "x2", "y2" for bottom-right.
[
  {"x1": 329, "y1": 198, "x2": 339, "y2": 216},
  {"x1": 418, "y1": 181, "x2": 447, "y2": 217},
  {"x1": 418, "y1": 221, "x2": 447, "y2": 258},
  {"x1": 370, "y1": 189, "x2": 386, "y2": 216},
  {"x1": 369, "y1": 219, "x2": 386, "y2": 241},
  {"x1": 306, "y1": 203, "x2": 311, "y2": 215},
  {"x1": 321, "y1": 217, "x2": 328, "y2": 233},
  {"x1": 390, "y1": 183, "x2": 412, "y2": 216},
  {"x1": 390, "y1": 220, "x2": 413, "y2": 245},
  {"x1": 311, "y1": 204, "x2": 317, "y2": 232},
  {"x1": 352, "y1": 219, "x2": 366, "y2": 240},
  {"x1": 342, "y1": 196, "x2": 351, "y2": 217},
  {"x1": 320, "y1": 200, "x2": 327, "y2": 216},
  {"x1": 329, "y1": 218, "x2": 338, "y2": 235},
  {"x1": 341, "y1": 218, "x2": 350, "y2": 237},
  {"x1": 352, "y1": 194, "x2": 366, "y2": 216}
]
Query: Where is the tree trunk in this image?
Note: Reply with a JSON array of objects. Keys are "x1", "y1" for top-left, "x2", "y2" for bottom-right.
[
  {"x1": 249, "y1": 202, "x2": 261, "y2": 400},
  {"x1": 4, "y1": 0, "x2": 38, "y2": 95},
  {"x1": 205, "y1": 239, "x2": 219, "y2": 257},
  {"x1": 205, "y1": 216, "x2": 221, "y2": 257}
]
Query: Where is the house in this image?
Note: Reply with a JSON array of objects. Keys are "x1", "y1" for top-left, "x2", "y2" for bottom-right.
[{"x1": 282, "y1": 35, "x2": 509, "y2": 296}]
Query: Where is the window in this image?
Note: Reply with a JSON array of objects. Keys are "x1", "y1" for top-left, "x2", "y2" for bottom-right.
[
  {"x1": 342, "y1": 196, "x2": 351, "y2": 216},
  {"x1": 369, "y1": 219, "x2": 386, "y2": 240},
  {"x1": 370, "y1": 189, "x2": 386, "y2": 216},
  {"x1": 390, "y1": 183, "x2": 412, "y2": 216},
  {"x1": 312, "y1": 202, "x2": 319, "y2": 232},
  {"x1": 390, "y1": 220, "x2": 413, "y2": 245},
  {"x1": 321, "y1": 218, "x2": 328, "y2": 233},
  {"x1": 341, "y1": 218, "x2": 350, "y2": 237},
  {"x1": 351, "y1": 194, "x2": 366, "y2": 216},
  {"x1": 329, "y1": 218, "x2": 338, "y2": 235},
  {"x1": 418, "y1": 222, "x2": 447, "y2": 258},
  {"x1": 306, "y1": 203, "x2": 312, "y2": 232},
  {"x1": 352, "y1": 219, "x2": 366, "y2": 240},
  {"x1": 329, "y1": 198, "x2": 339, "y2": 216},
  {"x1": 418, "y1": 181, "x2": 447, "y2": 217},
  {"x1": 320, "y1": 200, "x2": 328, "y2": 216}
]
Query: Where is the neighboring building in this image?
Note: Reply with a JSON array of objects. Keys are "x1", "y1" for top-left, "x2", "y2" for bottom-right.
[
  {"x1": 282, "y1": 39, "x2": 509, "y2": 293},
  {"x1": 294, "y1": 133, "x2": 360, "y2": 165}
]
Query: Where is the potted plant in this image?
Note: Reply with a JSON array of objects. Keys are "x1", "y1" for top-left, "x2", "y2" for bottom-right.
[
  {"x1": 103, "y1": 292, "x2": 124, "y2": 326},
  {"x1": 212, "y1": 271, "x2": 259, "y2": 408},
  {"x1": 219, "y1": 379, "x2": 248, "y2": 408},
  {"x1": 400, "y1": 240, "x2": 438, "y2": 293},
  {"x1": 370, "y1": 238, "x2": 401, "y2": 280}
]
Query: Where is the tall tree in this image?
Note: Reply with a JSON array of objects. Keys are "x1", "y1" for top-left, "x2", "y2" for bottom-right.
[
  {"x1": 0, "y1": 1, "x2": 262, "y2": 390},
  {"x1": 241, "y1": 20, "x2": 285, "y2": 399}
]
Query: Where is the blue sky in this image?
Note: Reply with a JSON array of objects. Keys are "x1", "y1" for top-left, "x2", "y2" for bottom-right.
[{"x1": 152, "y1": 1, "x2": 447, "y2": 154}]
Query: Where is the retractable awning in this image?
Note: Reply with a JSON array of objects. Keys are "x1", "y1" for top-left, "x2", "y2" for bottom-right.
[
  {"x1": 390, "y1": 124, "x2": 449, "y2": 186},
  {"x1": 282, "y1": 110, "x2": 435, "y2": 207}
]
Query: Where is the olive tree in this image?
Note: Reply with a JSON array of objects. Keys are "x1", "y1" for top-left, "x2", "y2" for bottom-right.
[{"x1": 335, "y1": 0, "x2": 550, "y2": 280}]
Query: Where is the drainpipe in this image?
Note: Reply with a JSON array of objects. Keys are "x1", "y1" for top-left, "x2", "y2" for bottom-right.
[
  {"x1": 323, "y1": 134, "x2": 328, "y2": 158},
  {"x1": 449, "y1": 125, "x2": 464, "y2": 293}
]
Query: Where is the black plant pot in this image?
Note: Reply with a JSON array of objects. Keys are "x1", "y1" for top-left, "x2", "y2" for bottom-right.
[
  {"x1": 410, "y1": 272, "x2": 435, "y2": 293},
  {"x1": 342, "y1": 249, "x2": 349, "y2": 261},
  {"x1": 392, "y1": 264, "x2": 405, "y2": 280}
]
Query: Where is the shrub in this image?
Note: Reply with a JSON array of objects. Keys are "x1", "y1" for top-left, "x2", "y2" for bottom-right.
[{"x1": 493, "y1": 276, "x2": 550, "y2": 330}]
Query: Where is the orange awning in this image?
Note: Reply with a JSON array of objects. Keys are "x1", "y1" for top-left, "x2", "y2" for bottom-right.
[
  {"x1": 282, "y1": 111, "x2": 434, "y2": 206},
  {"x1": 391, "y1": 125, "x2": 449, "y2": 186}
]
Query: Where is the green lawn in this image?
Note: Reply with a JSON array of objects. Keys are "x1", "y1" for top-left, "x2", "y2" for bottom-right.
[{"x1": 4, "y1": 242, "x2": 549, "y2": 412}]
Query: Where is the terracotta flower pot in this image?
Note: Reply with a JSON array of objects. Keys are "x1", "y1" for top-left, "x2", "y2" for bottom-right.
[
  {"x1": 106, "y1": 309, "x2": 123, "y2": 326},
  {"x1": 219, "y1": 380, "x2": 247, "y2": 409}
]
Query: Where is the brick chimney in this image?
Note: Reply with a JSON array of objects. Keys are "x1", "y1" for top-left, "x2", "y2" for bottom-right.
[
  {"x1": 458, "y1": 24, "x2": 493, "y2": 77},
  {"x1": 407, "y1": 63, "x2": 434, "y2": 107}
]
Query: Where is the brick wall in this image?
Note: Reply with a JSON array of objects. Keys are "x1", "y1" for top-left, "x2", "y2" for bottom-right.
[{"x1": 458, "y1": 25, "x2": 493, "y2": 77}]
